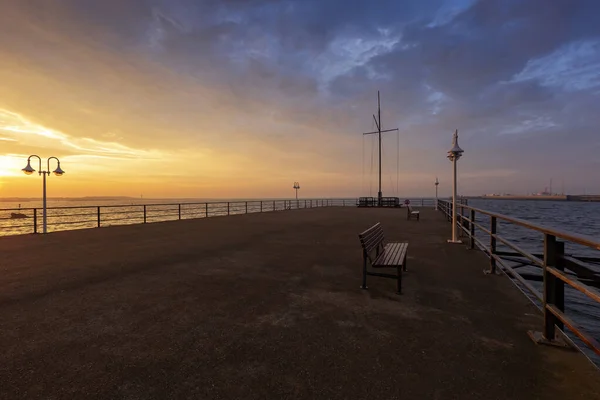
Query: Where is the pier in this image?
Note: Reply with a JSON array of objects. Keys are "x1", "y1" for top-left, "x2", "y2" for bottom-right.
[{"x1": 1, "y1": 207, "x2": 599, "y2": 399}]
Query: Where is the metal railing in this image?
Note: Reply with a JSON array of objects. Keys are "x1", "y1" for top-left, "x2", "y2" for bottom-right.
[
  {"x1": 0, "y1": 197, "x2": 439, "y2": 237},
  {"x1": 438, "y1": 199, "x2": 600, "y2": 357},
  {"x1": 0, "y1": 199, "x2": 356, "y2": 236}
]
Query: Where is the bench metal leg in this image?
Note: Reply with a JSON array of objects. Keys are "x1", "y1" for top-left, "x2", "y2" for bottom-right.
[
  {"x1": 396, "y1": 265, "x2": 402, "y2": 294},
  {"x1": 403, "y1": 257, "x2": 407, "y2": 272},
  {"x1": 361, "y1": 256, "x2": 368, "y2": 289}
]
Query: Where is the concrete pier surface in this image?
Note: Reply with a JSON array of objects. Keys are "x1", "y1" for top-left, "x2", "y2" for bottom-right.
[{"x1": 0, "y1": 207, "x2": 598, "y2": 399}]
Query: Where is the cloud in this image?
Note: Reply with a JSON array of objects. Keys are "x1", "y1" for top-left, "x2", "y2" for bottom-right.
[
  {"x1": 510, "y1": 39, "x2": 600, "y2": 92},
  {"x1": 0, "y1": 109, "x2": 162, "y2": 159}
]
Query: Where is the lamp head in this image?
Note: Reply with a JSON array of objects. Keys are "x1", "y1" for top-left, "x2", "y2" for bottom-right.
[
  {"x1": 447, "y1": 129, "x2": 464, "y2": 161},
  {"x1": 53, "y1": 164, "x2": 65, "y2": 176},
  {"x1": 22, "y1": 160, "x2": 35, "y2": 175}
]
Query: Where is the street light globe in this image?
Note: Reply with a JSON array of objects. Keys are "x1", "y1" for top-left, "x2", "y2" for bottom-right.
[
  {"x1": 22, "y1": 161, "x2": 35, "y2": 175},
  {"x1": 53, "y1": 164, "x2": 65, "y2": 176},
  {"x1": 447, "y1": 129, "x2": 464, "y2": 161}
]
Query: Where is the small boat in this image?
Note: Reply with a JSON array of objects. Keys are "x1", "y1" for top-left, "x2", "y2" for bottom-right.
[{"x1": 10, "y1": 213, "x2": 29, "y2": 219}]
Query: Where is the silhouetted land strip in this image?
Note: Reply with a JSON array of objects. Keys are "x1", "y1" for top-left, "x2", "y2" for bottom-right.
[
  {"x1": 0, "y1": 208, "x2": 598, "y2": 399},
  {"x1": 471, "y1": 195, "x2": 600, "y2": 202}
]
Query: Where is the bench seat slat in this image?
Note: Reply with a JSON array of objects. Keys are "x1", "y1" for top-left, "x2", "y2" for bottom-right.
[
  {"x1": 398, "y1": 243, "x2": 408, "y2": 261},
  {"x1": 376, "y1": 243, "x2": 393, "y2": 265},
  {"x1": 383, "y1": 243, "x2": 400, "y2": 265},
  {"x1": 373, "y1": 242, "x2": 408, "y2": 267},
  {"x1": 379, "y1": 243, "x2": 394, "y2": 265}
]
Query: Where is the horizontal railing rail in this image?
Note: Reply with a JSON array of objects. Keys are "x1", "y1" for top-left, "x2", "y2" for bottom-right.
[{"x1": 438, "y1": 199, "x2": 600, "y2": 358}]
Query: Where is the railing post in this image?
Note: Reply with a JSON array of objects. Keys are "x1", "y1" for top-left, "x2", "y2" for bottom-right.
[
  {"x1": 459, "y1": 203, "x2": 465, "y2": 237},
  {"x1": 143, "y1": 205, "x2": 147, "y2": 223},
  {"x1": 489, "y1": 216, "x2": 497, "y2": 273},
  {"x1": 245, "y1": 201, "x2": 248, "y2": 214},
  {"x1": 555, "y1": 241, "x2": 565, "y2": 331},
  {"x1": 33, "y1": 208, "x2": 37, "y2": 234},
  {"x1": 178, "y1": 204, "x2": 181, "y2": 220},
  {"x1": 273, "y1": 200, "x2": 276, "y2": 211},
  {"x1": 469, "y1": 210, "x2": 475, "y2": 249},
  {"x1": 205, "y1": 203, "x2": 208, "y2": 217},
  {"x1": 260, "y1": 201, "x2": 263, "y2": 212},
  {"x1": 304, "y1": 199, "x2": 307, "y2": 208},
  {"x1": 421, "y1": 198, "x2": 424, "y2": 206},
  {"x1": 227, "y1": 202, "x2": 230, "y2": 216},
  {"x1": 543, "y1": 235, "x2": 565, "y2": 340},
  {"x1": 97, "y1": 206, "x2": 101, "y2": 227}
]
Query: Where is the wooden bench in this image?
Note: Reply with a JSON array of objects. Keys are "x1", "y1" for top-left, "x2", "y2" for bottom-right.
[
  {"x1": 358, "y1": 222, "x2": 408, "y2": 294},
  {"x1": 407, "y1": 205, "x2": 420, "y2": 221}
]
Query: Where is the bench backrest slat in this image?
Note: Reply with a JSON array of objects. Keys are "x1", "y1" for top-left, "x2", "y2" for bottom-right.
[{"x1": 358, "y1": 222, "x2": 385, "y2": 254}]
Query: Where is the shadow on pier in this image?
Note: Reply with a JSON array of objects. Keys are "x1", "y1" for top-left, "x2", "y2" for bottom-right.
[{"x1": 0, "y1": 207, "x2": 598, "y2": 399}]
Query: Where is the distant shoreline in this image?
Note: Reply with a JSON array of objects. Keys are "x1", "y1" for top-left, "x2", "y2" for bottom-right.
[{"x1": 470, "y1": 195, "x2": 600, "y2": 202}]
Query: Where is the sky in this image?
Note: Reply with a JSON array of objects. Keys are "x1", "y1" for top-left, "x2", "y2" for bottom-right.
[{"x1": 1, "y1": 0, "x2": 599, "y2": 199}]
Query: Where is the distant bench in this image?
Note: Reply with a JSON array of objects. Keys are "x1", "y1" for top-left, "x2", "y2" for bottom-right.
[
  {"x1": 407, "y1": 205, "x2": 420, "y2": 221},
  {"x1": 358, "y1": 222, "x2": 408, "y2": 294}
]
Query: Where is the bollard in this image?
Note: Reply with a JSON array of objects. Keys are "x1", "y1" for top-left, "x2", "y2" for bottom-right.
[{"x1": 97, "y1": 206, "x2": 101, "y2": 227}]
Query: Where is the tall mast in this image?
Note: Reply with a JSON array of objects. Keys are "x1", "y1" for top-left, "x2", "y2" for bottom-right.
[
  {"x1": 362, "y1": 91, "x2": 399, "y2": 206},
  {"x1": 378, "y1": 91, "x2": 382, "y2": 204}
]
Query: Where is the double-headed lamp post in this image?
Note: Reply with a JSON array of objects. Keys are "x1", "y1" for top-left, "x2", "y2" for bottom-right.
[
  {"x1": 447, "y1": 130, "x2": 464, "y2": 243},
  {"x1": 293, "y1": 182, "x2": 300, "y2": 207},
  {"x1": 22, "y1": 155, "x2": 65, "y2": 234},
  {"x1": 435, "y1": 177, "x2": 439, "y2": 210}
]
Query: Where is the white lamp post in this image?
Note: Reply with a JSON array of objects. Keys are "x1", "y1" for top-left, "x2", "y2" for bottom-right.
[
  {"x1": 447, "y1": 130, "x2": 463, "y2": 243},
  {"x1": 293, "y1": 182, "x2": 300, "y2": 208},
  {"x1": 434, "y1": 177, "x2": 439, "y2": 210},
  {"x1": 22, "y1": 155, "x2": 65, "y2": 234}
]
